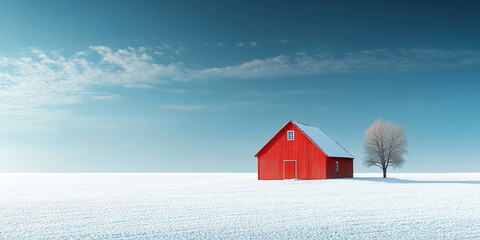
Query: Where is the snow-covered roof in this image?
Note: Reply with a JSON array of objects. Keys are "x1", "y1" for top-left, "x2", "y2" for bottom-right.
[{"x1": 292, "y1": 121, "x2": 354, "y2": 158}]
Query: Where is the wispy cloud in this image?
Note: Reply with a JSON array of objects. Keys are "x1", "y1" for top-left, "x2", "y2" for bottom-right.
[
  {"x1": 188, "y1": 55, "x2": 292, "y2": 79},
  {"x1": 188, "y1": 48, "x2": 480, "y2": 80},
  {"x1": 0, "y1": 46, "x2": 183, "y2": 129},
  {"x1": 1, "y1": 46, "x2": 480, "y2": 129},
  {"x1": 156, "y1": 44, "x2": 184, "y2": 55},
  {"x1": 75, "y1": 51, "x2": 87, "y2": 56},
  {"x1": 273, "y1": 40, "x2": 289, "y2": 44},
  {"x1": 90, "y1": 93, "x2": 120, "y2": 100},
  {"x1": 235, "y1": 42, "x2": 257, "y2": 48},
  {"x1": 159, "y1": 102, "x2": 255, "y2": 112}
]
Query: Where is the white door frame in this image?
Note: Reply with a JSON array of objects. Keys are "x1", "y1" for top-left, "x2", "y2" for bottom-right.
[{"x1": 283, "y1": 160, "x2": 297, "y2": 180}]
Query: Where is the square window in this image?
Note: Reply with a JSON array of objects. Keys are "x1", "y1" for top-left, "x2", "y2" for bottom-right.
[{"x1": 287, "y1": 130, "x2": 294, "y2": 140}]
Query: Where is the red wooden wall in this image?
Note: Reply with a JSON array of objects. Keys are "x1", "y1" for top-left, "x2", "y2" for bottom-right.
[
  {"x1": 257, "y1": 122, "x2": 327, "y2": 180},
  {"x1": 256, "y1": 121, "x2": 354, "y2": 180},
  {"x1": 326, "y1": 157, "x2": 354, "y2": 178}
]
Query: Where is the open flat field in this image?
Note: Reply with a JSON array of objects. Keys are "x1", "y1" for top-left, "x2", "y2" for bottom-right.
[{"x1": 1, "y1": 173, "x2": 479, "y2": 239}]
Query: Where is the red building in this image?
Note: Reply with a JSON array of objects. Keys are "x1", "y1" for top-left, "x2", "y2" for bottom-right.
[{"x1": 255, "y1": 120, "x2": 354, "y2": 180}]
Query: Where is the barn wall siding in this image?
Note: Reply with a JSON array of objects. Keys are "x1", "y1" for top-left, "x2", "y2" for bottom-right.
[
  {"x1": 326, "y1": 157, "x2": 354, "y2": 178},
  {"x1": 257, "y1": 122, "x2": 329, "y2": 180}
]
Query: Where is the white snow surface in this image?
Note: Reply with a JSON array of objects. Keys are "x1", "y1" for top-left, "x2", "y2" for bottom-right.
[
  {"x1": 292, "y1": 121, "x2": 354, "y2": 158},
  {"x1": 1, "y1": 173, "x2": 480, "y2": 239}
]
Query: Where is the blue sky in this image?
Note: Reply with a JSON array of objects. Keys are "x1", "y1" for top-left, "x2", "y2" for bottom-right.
[{"x1": 0, "y1": 0, "x2": 479, "y2": 172}]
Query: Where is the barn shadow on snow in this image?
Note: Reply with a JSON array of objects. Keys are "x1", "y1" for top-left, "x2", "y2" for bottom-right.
[{"x1": 345, "y1": 178, "x2": 480, "y2": 185}]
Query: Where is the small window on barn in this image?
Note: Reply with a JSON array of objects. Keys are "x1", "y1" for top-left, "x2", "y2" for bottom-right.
[
  {"x1": 287, "y1": 130, "x2": 294, "y2": 140},
  {"x1": 335, "y1": 161, "x2": 339, "y2": 171}
]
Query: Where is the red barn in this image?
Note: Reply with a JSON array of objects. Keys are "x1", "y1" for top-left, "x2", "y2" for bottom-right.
[{"x1": 255, "y1": 120, "x2": 354, "y2": 180}]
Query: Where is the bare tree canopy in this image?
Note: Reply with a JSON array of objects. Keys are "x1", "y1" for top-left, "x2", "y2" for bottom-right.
[{"x1": 363, "y1": 119, "x2": 408, "y2": 178}]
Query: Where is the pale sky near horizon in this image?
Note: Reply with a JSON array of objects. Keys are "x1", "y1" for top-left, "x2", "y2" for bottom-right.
[{"x1": 0, "y1": 0, "x2": 479, "y2": 173}]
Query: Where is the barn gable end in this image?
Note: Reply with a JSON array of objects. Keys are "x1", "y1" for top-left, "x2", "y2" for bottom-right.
[{"x1": 255, "y1": 120, "x2": 354, "y2": 180}]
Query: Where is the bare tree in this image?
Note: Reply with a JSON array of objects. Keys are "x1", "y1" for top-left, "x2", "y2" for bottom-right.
[{"x1": 363, "y1": 119, "x2": 408, "y2": 178}]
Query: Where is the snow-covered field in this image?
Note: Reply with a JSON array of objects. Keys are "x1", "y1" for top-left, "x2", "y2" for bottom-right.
[{"x1": 1, "y1": 173, "x2": 480, "y2": 239}]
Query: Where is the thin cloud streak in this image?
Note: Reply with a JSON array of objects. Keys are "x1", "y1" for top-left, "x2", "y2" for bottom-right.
[
  {"x1": 273, "y1": 39, "x2": 289, "y2": 44},
  {"x1": 189, "y1": 48, "x2": 480, "y2": 80},
  {"x1": 159, "y1": 102, "x2": 255, "y2": 112}
]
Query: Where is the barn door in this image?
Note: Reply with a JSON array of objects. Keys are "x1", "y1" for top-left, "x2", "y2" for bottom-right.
[{"x1": 284, "y1": 160, "x2": 296, "y2": 180}]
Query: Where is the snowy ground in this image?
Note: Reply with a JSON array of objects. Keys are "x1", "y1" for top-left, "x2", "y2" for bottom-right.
[{"x1": 1, "y1": 173, "x2": 480, "y2": 239}]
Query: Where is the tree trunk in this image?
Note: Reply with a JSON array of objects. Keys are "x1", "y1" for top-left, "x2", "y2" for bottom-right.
[{"x1": 382, "y1": 168, "x2": 387, "y2": 178}]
